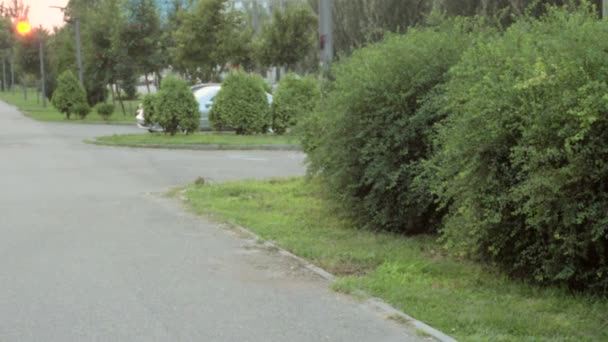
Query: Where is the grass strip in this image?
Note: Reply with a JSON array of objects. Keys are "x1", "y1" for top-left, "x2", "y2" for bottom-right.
[
  {"x1": 183, "y1": 177, "x2": 608, "y2": 342},
  {"x1": 94, "y1": 132, "x2": 300, "y2": 150},
  {"x1": 0, "y1": 89, "x2": 137, "y2": 124}
]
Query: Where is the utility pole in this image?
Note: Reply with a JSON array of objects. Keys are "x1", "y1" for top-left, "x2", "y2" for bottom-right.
[
  {"x1": 74, "y1": 18, "x2": 84, "y2": 85},
  {"x1": 319, "y1": 0, "x2": 333, "y2": 69},
  {"x1": 603, "y1": 0, "x2": 607, "y2": 19},
  {"x1": 10, "y1": 56, "x2": 14, "y2": 93},
  {"x1": 2, "y1": 58, "x2": 6, "y2": 91},
  {"x1": 252, "y1": 0, "x2": 260, "y2": 33},
  {"x1": 39, "y1": 27, "x2": 46, "y2": 108}
]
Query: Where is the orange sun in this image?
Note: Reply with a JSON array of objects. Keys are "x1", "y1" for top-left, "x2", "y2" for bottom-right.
[{"x1": 16, "y1": 21, "x2": 31, "y2": 36}]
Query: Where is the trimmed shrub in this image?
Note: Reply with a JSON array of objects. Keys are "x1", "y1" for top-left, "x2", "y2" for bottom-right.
[
  {"x1": 74, "y1": 103, "x2": 91, "y2": 119},
  {"x1": 142, "y1": 94, "x2": 157, "y2": 125},
  {"x1": 306, "y1": 20, "x2": 482, "y2": 234},
  {"x1": 51, "y1": 70, "x2": 88, "y2": 120},
  {"x1": 154, "y1": 76, "x2": 200, "y2": 135},
  {"x1": 210, "y1": 72, "x2": 270, "y2": 135},
  {"x1": 429, "y1": 6, "x2": 608, "y2": 292},
  {"x1": 95, "y1": 103, "x2": 115, "y2": 120},
  {"x1": 271, "y1": 73, "x2": 320, "y2": 134}
]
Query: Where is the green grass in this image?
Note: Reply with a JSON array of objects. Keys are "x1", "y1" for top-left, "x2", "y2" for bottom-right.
[
  {"x1": 183, "y1": 177, "x2": 608, "y2": 342},
  {"x1": 94, "y1": 132, "x2": 299, "y2": 147},
  {"x1": 0, "y1": 89, "x2": 138, "y2": 124}
]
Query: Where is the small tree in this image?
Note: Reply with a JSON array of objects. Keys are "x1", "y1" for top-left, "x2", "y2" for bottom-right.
[
  {"x1": 271, "y1": 73, "x2": 320, "y2": 134},
  {"x1": 74, "y1": 103, "x2": 91, "y2": 119},
  {"x1": 209, "y1": 72, "x2": 270, "y2": 135},
  {"x1": 95, "y1": 103, "x2": 115, "y2": 120},
  {"x1": 51, "y1": 70, "x2": 88, "y2": 120},
  {"x1": 154, "y1": 76, "x2": 200, "y2": 135}
]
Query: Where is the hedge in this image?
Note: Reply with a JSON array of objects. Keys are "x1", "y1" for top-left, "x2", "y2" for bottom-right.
[{"x1": 429, "y1": 5, "x2": 608, "y2": 292}]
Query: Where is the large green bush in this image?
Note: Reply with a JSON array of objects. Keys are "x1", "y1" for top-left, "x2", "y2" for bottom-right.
[
  {"x1": 51, "y1": 70, "x2": 88, "y2": 120},
  {"x1": 271, "y1": 73, "x2": 320, "y2": 134},
  {"x1": 154, "y1": 76, "x2": 200, "y2": 135},
  {"x1": 429, "y1": 6, "x2": 608, "y2": 292},
  {"x1": 306, "y1": 20, "x2": 482, "y2": 234},
  {"x1": 210, "y1": 72, "x2": 270, "y2": 135}
]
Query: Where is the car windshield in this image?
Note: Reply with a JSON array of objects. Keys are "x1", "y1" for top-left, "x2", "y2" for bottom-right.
[{"x1": 194, "y1": 86, "x2": 221, "y2": 103}]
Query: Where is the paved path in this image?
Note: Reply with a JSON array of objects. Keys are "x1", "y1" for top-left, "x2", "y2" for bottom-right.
[{"x1": 0, "y1": 102, "x2": 423, "y2": 341}]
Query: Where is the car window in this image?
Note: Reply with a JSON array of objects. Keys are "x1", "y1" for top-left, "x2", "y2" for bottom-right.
[{"x1": 194, "y1": 86, "x2": 221, "y2": 103}]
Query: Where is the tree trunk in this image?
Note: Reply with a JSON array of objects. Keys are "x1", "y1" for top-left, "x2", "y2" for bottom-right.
[
  {"x1": 275, "y1": 67, "x2": 281, "y2": 83},
  {"x1": 110, "y1": 82, "x2": 116, "y2": 105},
  {"x1": 115, "y1": 83, "x2": 126, "y2": 116},
  {"x1": 156, "y1": 71, "x2": 162, "y2": 89},
  {"x1": 145, "y1": 74, "x2": 151, "y2": 93},
  {"x1": 10, "y1": 59, "x2": 14, "y2": 92},
  {"x1": 2, "y1": 58, "x2": 6, "y2": 92}
]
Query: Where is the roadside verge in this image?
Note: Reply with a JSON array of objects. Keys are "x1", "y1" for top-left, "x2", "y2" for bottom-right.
[{"x1": 176, "y1": 177, "x2": 608, "y2": 342}]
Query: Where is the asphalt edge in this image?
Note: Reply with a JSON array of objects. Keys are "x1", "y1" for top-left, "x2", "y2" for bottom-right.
[{"x1": 219, "y1": 221, "x2": 458, "y2": 342}]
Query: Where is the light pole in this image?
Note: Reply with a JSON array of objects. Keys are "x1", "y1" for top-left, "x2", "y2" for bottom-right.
[
  {"x1": 16, "y1": 21, "x2": 46, "y2": 107},
  {"x1": 38, "y1": 25, "x2": 46, "y2": 108},
  {"x1": 50, "y1": 5, "x2": 83, "y2": 86},
  {"x1": 319, "y1": 0, "x2": 333, "y2": 69}
]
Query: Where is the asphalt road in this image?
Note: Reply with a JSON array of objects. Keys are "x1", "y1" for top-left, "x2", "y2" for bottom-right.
[{"x1": 0, "y1": 102, "x2": 423, "y2": 342}]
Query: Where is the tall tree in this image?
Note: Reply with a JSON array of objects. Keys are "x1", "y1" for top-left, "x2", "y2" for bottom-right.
[
  {"x1": 1, "y1": 0, "x2": 29, "y2": 20},
  {"x1": 172, "y1": 0, "x2": 252, "y2": 82},
  {"x1": 172, "y1": 0, "x2": 227, "y2": 81},
  {"x1": 256, "y1": 4, "x2": 317, "y2": 73},
  {"x1": 14, "y1": 27, "x2": 48, "y2": 78},
  {"x1": 0, "y1": 16, "x2": 14, "y2": 90},
  {"x1": 121, "y1": 0, "x2": 163, "y2": 90}
]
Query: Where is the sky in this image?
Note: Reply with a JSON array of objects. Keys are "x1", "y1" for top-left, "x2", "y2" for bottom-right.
[{"x1": 26, "y1": 0, "x2": 68, "y2": 29}]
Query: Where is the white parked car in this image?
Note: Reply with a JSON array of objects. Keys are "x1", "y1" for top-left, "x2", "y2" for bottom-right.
[{"x1": 136, "y1": 84, "x2": 273, "y2": 132}]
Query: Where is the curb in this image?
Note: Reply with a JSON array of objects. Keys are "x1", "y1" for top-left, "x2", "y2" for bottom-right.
[
  {"x1": 224, "y1": 224, "x2": 457, "y2": 342},
  {"x1": 88, "y1": 139, "x2": 302, "y2": 152}
]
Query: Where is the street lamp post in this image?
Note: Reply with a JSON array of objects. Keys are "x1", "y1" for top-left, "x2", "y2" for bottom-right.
[
  {"x1": 38, "y1": 26, "x2": 46, "y2": 108},
  {"x1": 74, "y1": 18, "x2": 83, "y2": 85},
  {"x1": 16, "y1": 21, "x2": 46, "y2": 107},
  {"x1": 319, "y1": 0, "x2": 333, "y2": 69}
]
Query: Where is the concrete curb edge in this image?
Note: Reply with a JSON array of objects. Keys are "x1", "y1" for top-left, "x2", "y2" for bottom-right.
[{"x1": 226, "y1": 224, "x2": 458, "y2": 342}]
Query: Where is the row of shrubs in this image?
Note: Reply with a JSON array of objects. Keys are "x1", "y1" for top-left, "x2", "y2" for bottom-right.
[
  {"x1": 51, "y1": 67, "x2": 320, "y2": 134},
  {"x1": 300, "y1": 5, "x2": 608, "y2": 293},
  {"x1": 137, "y1": 71, "x2": 319, "y2": 136},
  {"x1": 51, "y1": 71, "x2": 116, "y2": 120},
  {"x1": 209, "y1": 72, "x2": 320, "y2": 135}
]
